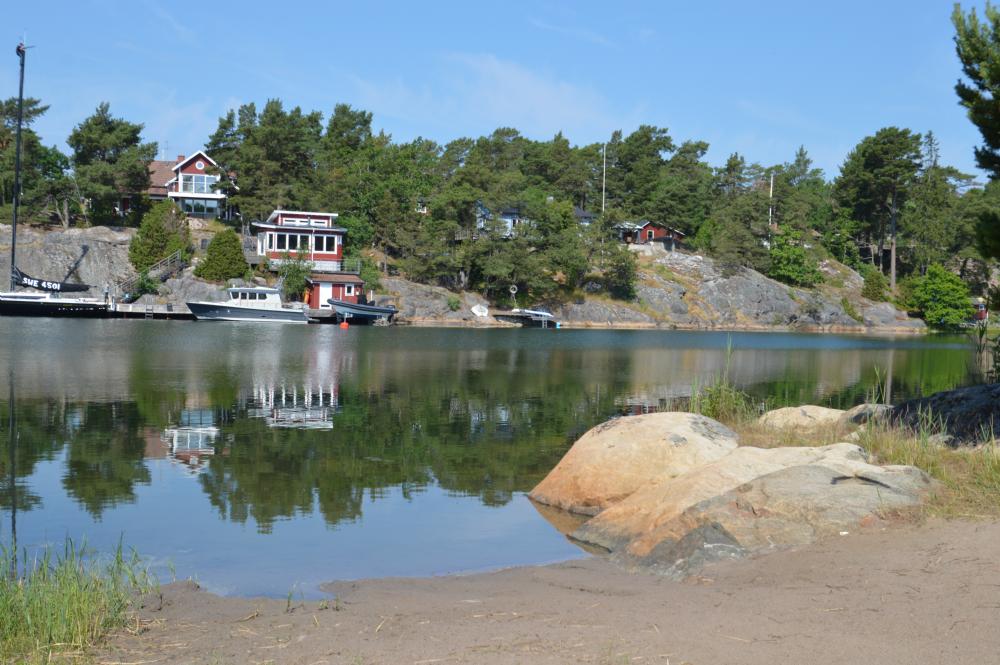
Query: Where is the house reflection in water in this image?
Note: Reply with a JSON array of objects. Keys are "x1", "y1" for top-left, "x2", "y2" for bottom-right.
[
  {"x1": 241, "y1": 381, "x2": 341, "y2": 430},
  {"x1": 161, "y1": 409, "x2": 220, "y2": 473}
]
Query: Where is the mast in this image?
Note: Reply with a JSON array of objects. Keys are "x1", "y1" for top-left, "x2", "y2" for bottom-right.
[{"x1": 9, "y1": 43, "x2": 26, "y2": 291}]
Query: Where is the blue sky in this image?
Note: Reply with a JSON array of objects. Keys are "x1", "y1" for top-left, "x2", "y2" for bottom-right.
[{"x1": 2, "y1": 0, "x2": 987, "y2": 180}]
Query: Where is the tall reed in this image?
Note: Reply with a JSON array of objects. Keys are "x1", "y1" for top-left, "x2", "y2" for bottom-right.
[{"x1": 0, "y1": 539, "x2": 155, "y2": 663}]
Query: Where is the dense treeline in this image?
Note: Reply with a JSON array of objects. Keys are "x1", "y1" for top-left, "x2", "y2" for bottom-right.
[{"x1": 2, "y1": 9, "x2": 1000, "y2": 310}]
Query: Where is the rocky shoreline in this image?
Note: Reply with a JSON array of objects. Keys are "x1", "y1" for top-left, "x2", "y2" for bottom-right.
[{"x1": 1, "y1": 224, "x2": 926, "y2": 333}]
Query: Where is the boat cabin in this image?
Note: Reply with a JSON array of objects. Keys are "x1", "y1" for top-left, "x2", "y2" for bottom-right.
[
  {"x1": 253, "y1": 210, "x2": 348, "y2": 273},
  {"x1": 305, "y1": 273, "x2": 365, "y2": 310},
  {"x1": 227, "y1": 287, "x2": 286, "y2": 308}
]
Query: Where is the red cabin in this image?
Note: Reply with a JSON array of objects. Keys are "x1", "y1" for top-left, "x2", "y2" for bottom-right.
[
  {"x1": 615, "y1": 220, "x2": 686, "y2": 248},
  {"x1": 305, "y1": 274, "x2": 365, "y2": 310},
  {"x1": 253, "y1": 210, "x2": 347, "y2": 273}
]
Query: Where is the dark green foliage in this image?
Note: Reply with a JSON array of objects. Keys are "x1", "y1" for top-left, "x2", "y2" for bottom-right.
[
  {"x1": 861, "y1": 264, "x2": 888, "y2": 301},
  {"x1": 604, "y1": 246, "x2": 638, "y2": 300},
  {"x1": 275, "y1": 251, "x2": 313, "y2": 301},
  {"x1": 195, "y1": 229, "x2": 248, "y2": 282},
  {"x1": 447, "y1": 295, "x2": 461, "y2": 311},
  {"x1": 133, "y1": 271, "x2": 160, "y2": 298},
  {"x1": 128, "y1": 201, "x2": 190, "y2": 272},
  {"x1": 767, "y1": 229, "x2": 822, "y2": 287},
  {"x1": 68, "y1": 103, "x2": 157, "y2": 225},
  {"x1": 841, "y1": 297, "x2": 863, "y2": 323},
  {"x1": 909, "y1": 264, "x2": 974, "y2": 329}
]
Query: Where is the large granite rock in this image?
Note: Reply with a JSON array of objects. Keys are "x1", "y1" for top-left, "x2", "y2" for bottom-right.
[
  {"x1": 528, "y1": 413, "x2": 739, "y2": 516},
  {"x1": 546, "y1": 299, "x2": 658, "y2": 326},
  {"x1": 568, "y1": 442, "x2": 931, "y2": 577},
  {"x1": 758, "y1": 405, "x2": 847, "y2": 429},
  {"x1": 890, "y1": 383, "x2": 1000, "y2": 446},
  {"x1": 378, "y1": 277, "x2": 499, "y2": 325},
  {"x1": 572, "y1": 443, "x2": 871, "y2": 556},
  {"x1": 0, "y1": 224, "x2": 135, "y2": 295},
  {"x1": 629, "y1": 462, "x2": 931, "y2": 576},
  {"x1": 839, "y1": 402, "x2": 892, "y2": 426}
]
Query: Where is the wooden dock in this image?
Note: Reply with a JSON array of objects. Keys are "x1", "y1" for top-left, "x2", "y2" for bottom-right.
[{"x1": 110, "y1": 302, "x2": 195, "y2": 320}]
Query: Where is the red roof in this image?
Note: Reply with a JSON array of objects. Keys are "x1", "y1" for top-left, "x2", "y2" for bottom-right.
[{"x1": 145, "y1": 160, "x2": 176, "y2": 198}]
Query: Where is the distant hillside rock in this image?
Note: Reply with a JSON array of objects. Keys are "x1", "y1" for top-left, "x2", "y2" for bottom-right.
[{"x1": 378, "y1": 277, "x2": 501, "y2": 325}]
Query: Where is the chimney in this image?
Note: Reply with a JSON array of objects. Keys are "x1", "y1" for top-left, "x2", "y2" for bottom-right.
[{"x1": 176, "y1": 154, "x2": 185, "y2": 162}]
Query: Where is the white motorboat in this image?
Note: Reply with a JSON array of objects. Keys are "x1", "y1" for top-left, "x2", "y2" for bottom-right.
[{"x1": 187, "y1": 287, "x2": 309, "y2": 323}]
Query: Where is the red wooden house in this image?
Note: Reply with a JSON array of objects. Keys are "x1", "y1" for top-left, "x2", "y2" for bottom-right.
[
  {"x1": 252, "y1": 210, "x2": 348, "y2": 273},
  {"x1": 615, "y1": 220, "x2": 686, "y2": 249},
  {"x1": 305, "y1": 273, "x2": 365, "y2": 310}
]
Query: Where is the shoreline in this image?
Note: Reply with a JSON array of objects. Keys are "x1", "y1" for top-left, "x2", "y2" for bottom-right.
[{"x1": 102, "y1": 517, "x2": 1000, "y2": 664}]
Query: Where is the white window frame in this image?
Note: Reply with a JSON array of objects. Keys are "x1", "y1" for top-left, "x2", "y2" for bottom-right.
[{"x1": 345, "y1": 284, "x2": 355, "y2": 296}]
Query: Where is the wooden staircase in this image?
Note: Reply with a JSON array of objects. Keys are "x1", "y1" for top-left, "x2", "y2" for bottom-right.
[{"x1": 117, "y1": 250, "x2": 186, "y2": 303}]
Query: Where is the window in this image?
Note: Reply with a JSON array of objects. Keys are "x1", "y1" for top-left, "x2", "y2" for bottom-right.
[
  {"x1": 267, "y1": 234, "x2": 274, "y2": 250},
  {"x1": 276, "y1": 234, "x2": 287, "y2": 250},
  {"x1": 239, "y1": 292, "x2": 247, "y2": 300},
  {"x1": 180, "y1": 173, "x2": 219, "y2": 194},
  {"x1": 288, "y1": 235, "x2": 298, "y2": 250},
  {"x1": 301, "y1": 235, "x2": 310, "y2": 250},
  {"x1": 345, "y1": 284, "x2": 355, "y2": 296},
  {"x1": 317, "y1": 235, "x2": 338, "y2": 252},
  {"x1": 646, "y1": 229, "x2": 654, "y2": 240}
]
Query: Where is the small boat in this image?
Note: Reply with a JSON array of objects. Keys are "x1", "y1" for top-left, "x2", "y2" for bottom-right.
[
  {"x1": 327, "y1": 298, "x2": 398, "y2": 324},
  {"x1": 0, "y1": 291, "x2": 110, "y2": 318},
  {"x1": 187, "y1": 287, "x2": 309, "y2": 323}
]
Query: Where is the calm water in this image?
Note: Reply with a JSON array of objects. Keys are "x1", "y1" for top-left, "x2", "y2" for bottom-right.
[{"x1": 0, "y1": 320, "x2": 977, "y2": 596}]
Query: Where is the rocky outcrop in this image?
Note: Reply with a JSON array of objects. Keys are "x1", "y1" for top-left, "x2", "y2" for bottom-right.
[
  {"x1": 758, "y1": 405, "x2": 847, "y2": 429},
  {"x1": 535, "y1": 412, "x2": 933, "y2": 578},
  {"x1": 0, "y1": 224, "x2": 135, "y2": 294},
  {"x1": 890, "y1": 383, "x2": 1000, "y2": 446},
  {"x1": 641, "y1": 251, "x2": 924, "y2": 332},
  {"x1": 546, "y1": 298, "x2": 658, "y2": 326},
  {"x1": 377, "y1": 277, "x2": 503, "y2": 326},
  {"x1": 528, "y1": 413, "x2": 739, "y2": 516}
]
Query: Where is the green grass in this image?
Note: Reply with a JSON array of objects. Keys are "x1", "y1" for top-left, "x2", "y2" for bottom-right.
[{"x1": 0, "y1": 540, "x2": 155, "y2": 664}]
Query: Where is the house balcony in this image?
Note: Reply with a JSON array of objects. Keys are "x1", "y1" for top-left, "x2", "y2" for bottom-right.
[{"x1": 267, "y1": 256, "x2": 361, "y2": 274}]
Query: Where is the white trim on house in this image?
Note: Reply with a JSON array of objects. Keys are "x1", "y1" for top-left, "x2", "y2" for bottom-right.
[
  {"x1": 167, "y1": 191, "x2": 227, "y2": 200},
  {"x1": 171, "y1": 150, "x2": 218, "y2": 172},
  {"x1": 265, "y1": 210, "x2": 340, "y2": 225}
]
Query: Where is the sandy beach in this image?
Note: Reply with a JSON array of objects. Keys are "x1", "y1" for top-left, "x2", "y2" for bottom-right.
[{"x1": 100, "y1": 518, "x2": 1000, "y2": 664}]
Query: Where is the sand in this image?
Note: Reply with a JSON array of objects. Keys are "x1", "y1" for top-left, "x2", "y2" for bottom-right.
[{"x1": 100, "y1": 518, "x2": 1000, "y2": 664}]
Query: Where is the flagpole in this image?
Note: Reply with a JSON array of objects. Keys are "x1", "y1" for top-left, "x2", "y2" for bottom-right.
[{"x1": 10, "y1": 43, "x2": 26, "y2": 291}]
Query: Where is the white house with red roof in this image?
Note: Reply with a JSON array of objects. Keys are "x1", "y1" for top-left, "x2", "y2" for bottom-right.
[
  {"x1": 138, "y1": 150, "x2": 228, "y2": 219},
  {"x1": 165, "y1": 150, "x2": 227, "y2": 218}
]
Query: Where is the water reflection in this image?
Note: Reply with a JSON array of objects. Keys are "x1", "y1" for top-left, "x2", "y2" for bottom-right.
[{"x1": 0, "y1": 322, "x2": 979, "y2": 593}]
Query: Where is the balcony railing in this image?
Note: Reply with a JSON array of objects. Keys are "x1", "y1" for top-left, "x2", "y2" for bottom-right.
[{"x1": 267, "y1": 256, "x2": 361, "y2": 274}]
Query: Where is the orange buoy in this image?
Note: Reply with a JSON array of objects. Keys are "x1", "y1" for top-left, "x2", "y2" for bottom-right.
[{"x1": 339, "y1": 321, "x2": 349, "y2": 329}]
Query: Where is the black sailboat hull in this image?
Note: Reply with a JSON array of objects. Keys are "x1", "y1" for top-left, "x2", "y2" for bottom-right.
[{"x1": 0, "y1": 295, "x2": 110, "y2": 318}]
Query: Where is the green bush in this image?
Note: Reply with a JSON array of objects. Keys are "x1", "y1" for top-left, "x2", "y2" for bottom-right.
[
  {"x1": 604, "y1": 246, "x2": 638, "y2": 300},
  {"x1": 195, "y1": 229, "x2": 248, "y2": 282},
  {"x1": 841, "y1": 296, "x2": 863, "y2": 323},
  {"x1": 128, "y1": 201, "x2": 191, "y2": 272},
  {"x1": 860, "y1": 264, "x2": 888, "y2": 301},
  {"x1": 447, "y1": 294, "x2": 461, "y2": 311},
  {"x1": 910, "y1": 264, "x2": 974, "y2": 330},
  {"x1": 767, "y1": 230, "x2": 822, "y2": 287},
  {"x1": 274, "y1": 251, "x2": 313, "y2": 301}
]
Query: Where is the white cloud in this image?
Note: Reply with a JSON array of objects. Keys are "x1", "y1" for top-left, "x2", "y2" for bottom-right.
[{"x1": 527, "y1": 18, "x2": 613, "y2": 47}]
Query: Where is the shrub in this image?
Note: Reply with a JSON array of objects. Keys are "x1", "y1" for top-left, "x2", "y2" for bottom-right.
[
  {"x1": 604, "y1": 246, "x2": 638, "y2": 300},
  {"x1": 841, "y1": 297, "x2": 863, "y2": 323},
  {"x1": 910, "y1": 264, "x2": 974, "y2": 330},
  {"x1": 860, "y1": 264, "x2": 888, "y2": 301},
  {"x1": 274, "y1": 251, "x2": 313, "y2": 301},
  {"x1": 447, "y1": 294, "x2": 461, "y2": 311},
  {"x1": 195, "y1": 229, "x2": 248, "y2": 282},
  {"x1": 767, "y1": 230, "x2": 822, "y2": 287},
  {"x1": 128, "y1": 200, "x2": 191, "y2": 272}
]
